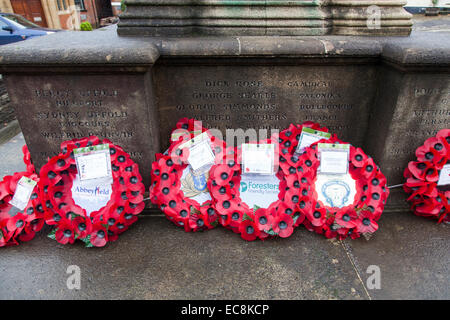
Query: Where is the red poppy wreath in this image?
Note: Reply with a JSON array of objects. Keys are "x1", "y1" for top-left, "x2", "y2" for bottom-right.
[
  {"x1": 0, "y1": 146, "x2": 44, "y2": 247},
  {"x1": 208, "y1": 134, "x2": 307, "y2": 241},
  {"x1": 150, "y1": 118, "x2": 225, "y2": 232},
  {"x1": 39, "y1": 136, "x2": 145, "y2": 247},
  {"x1": 293, "y1": 136, "x2": 389, "y2": 240},
  {"x1": 403, "y1": 129, "x2": 450, "y2": 223}
]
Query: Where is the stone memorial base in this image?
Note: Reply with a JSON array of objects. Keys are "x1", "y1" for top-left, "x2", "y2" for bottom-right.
[
  {"x1": 118, "y1": 0, "x2": 413, "y2": 36},
  {"x1": 0, "y1": 26, "x2": 448, "y2": 212}
]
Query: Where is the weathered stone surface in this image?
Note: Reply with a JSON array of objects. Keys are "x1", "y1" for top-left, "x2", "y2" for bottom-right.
[
  {"x1": 4, "y1": 74, "x2": 158, "y2": 186},
  {"x1": 0, "y1": 28, "x2": 160, "y2": 187},
  {"x1": 366, "y1": 68, "x2": 449, "y2": 211},
  {"x1": 118, "y1": 0, "x2": 412, "y2": 36},
  {"x1": 155, "y1": 63, "x2": 377, "y2": 150},
  {"x1": 364, "y1": 30, "x2": 450, "y2": 211},
  {"x1": 118, "y1": 0, "x2": 331, "y2": 36},
  {"x1": 0, "y1": 26, "x2": 448, "y2": 212},
  {"x1": 330, "y1": 0, "x2": 413, "y2": 36}
]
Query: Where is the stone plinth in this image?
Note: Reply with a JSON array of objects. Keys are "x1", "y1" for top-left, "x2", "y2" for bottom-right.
[
  {"x1": 0, "y1": 29, "x2": 160, "y2": 187},
  {"x1": 0, "y1": 25, "x2": 448, "y2": 211},
  {"x1": 118, "y1": 0, "x2": 412, "y2": 36}
]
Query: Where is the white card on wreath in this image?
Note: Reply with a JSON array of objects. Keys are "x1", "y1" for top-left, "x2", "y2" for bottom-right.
[
  {"x1": 74, "y1": 144, "x2": 112, "y2": 183},
  {"x1": 296, "y1": 127, "x2": 331, "y2": 154},
  {"x1": 9, "y1": 176, "x2": 37, "y2": 210},
  {"x1": 242, "y1": 143, "x2": 276, "y2": 175},
  {"x1": 438, "y1": 164, "x2": 450, "y2": 186},
  {"x1": 318, "y1": 143, "x2": 350, "y2": 175}
]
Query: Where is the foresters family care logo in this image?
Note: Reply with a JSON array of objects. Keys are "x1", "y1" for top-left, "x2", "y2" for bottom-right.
[{"x1": 239, "y1": 180, "x2": 278, "y2": 195}]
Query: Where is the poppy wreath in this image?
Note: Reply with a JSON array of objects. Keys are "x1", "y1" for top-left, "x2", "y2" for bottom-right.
[
  {"x1": 403, "y1": 129, "x2": 450, "y2": 223},
  {"x1": 209, "y1": 134, "x2": 307, "y2": 241},
  {"x1": 0, "y1": 146, "x2": 44, "y2": 247},
  {"x1": 278, "y1": 121, "x2": 331, "y2": 158},
  {"x1": 39, "y1": 136, "x2": 145, "y2": 247},
  {"x1": 294, "y1": 136, "x2": 389, "y2": 240},
  {"x1": 149, "y1": 118, "x2": 225, "y2": 232}
]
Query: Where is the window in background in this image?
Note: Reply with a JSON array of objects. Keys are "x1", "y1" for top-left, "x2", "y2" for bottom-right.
[
  {"x1": 57, "y1": 0, "x2": 68, "y2": 11},
  {"x1": 75, "y1": 0, "x2": 87, "y2": 11}
]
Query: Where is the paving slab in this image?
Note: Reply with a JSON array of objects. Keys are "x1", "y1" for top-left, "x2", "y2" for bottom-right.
[
  {"x1": 0, "y1": 132, "x2": 449, "y2": 300},
  {"x1": 0, "y1": 217, "x2": 368, "y2": 300},
  {"x1": 344, "y1": 212, "x2": 449, "y2": 300},
  {"x1": 0, "y1": 133, "x2": 26, "y2": 178}
]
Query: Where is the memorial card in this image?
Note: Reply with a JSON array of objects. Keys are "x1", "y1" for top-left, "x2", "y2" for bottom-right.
[
  {"x1": 9, "y1": 176, "x2": 37, "y2": 211},
  {"x1": 242, "y1": 143, "x2": 276, "y2": 175},
  {"x1": 179, "y1": 132, "x2": 215, "y2": 174},
  {"x1": 437, "y1": 164, "x2": 450, "y2": 186},
  {"x1": 74, "y1": 144, "x2": 112, "y2": 184},
  {"x1": 318, "y1": 143, "x2": 350, "y2": 175},
  {"x1": 295, "y1": 127, "x2": 331, "y2": 154}
]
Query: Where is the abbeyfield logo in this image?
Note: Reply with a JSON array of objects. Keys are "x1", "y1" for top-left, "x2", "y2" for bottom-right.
[
  {"x1": 240, "y1": 182, "x2": 248, "y2": 193},
  {"x1": 74, "y1": 185, "x2": 110, "y2": 197}
]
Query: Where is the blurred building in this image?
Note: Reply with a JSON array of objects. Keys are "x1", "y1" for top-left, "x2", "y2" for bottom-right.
[
  {"x1": 0, "y1": 0, "x2": 114, "y2": 30},
  {"x1": 405, "y1": 0, "x2": 449, "y2": 14}
]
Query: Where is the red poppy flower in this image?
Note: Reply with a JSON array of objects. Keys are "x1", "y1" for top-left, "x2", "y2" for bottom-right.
[
  {"x1": 6, "y1": 212, "x2": 27, "y2": 236},
  {"x1": 322, "y1": 217, "x2": 339, "y2": 239},
  {"x1": 305, "y1": 207, "x2": 327, "y2": 227},
  {"x1": 200, "y1": 202, "x2": 218, "y2": 225},
  {"x1": 210, "y1": 164, "x2": 233, "y2": 186},
  {"x1": 254, "y1": 208, "x2": 274, "y2": 231},
  {"x1": 55, "y1": 218, "x2": 76, "y2": 245},
  {"x1": 355, "y1": 211, "x2": 378, "y2": 234},
  {"x1": 239, "y1": 219, "x2": 260, "y2": 241},
  {"x1": 90, "y1": 223, "x2": 108, "y2": 247},
  {"x1": 334, "y1": 210, "x2": 358, "y2": 229},
  {"x1": 72, "y1": 216, "x2": 92, "y2": 239},
  {"x1": 272, "y1": 214, "x2": 294, "y2": 238}
]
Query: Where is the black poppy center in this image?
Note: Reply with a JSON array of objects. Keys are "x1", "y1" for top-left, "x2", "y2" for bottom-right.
[
  {"x1": 16, "y1": 220, "x2": 24, "y2": 228},
  {"x1": 259, "y1": 216, "x2": 267, "y2": 225}
]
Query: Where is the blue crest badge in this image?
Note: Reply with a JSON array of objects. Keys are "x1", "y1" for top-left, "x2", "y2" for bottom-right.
[
  {"x1": 192, "y1": 173, "x2": 208, "y2": 191},
  {"x1": 321, "y1": 180, "x2": 351, "y2": 208}
]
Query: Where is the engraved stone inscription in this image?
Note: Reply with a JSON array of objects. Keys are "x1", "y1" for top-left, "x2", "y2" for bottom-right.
[
  {"x1": 382, "y1": 75, "x2": 450, "y2": 185},
  {"x1": 6, "y1": 74, "x2": 154, "y2": 186},
  {"x1": 155, "y1": 65, "x2": 376, "y2": 150}
]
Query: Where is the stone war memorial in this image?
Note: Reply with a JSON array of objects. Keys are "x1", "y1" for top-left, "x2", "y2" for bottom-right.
[{"x1": 0, "y1": 0, "x2": 448, "y2": 212}]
